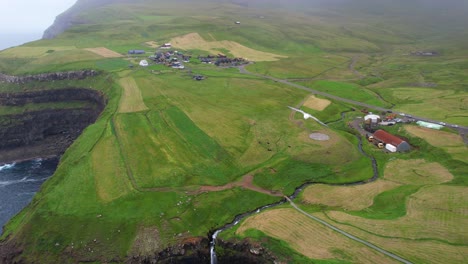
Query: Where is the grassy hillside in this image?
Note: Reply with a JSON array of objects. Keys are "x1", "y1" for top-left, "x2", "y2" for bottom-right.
[{"x1": 0, "y1": 0, "x2": 467, "y2": 263}]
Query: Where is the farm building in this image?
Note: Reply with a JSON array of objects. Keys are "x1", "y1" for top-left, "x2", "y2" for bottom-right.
[
  {"x1": 161, "y1": 43, "x2": 172, "y2": 49},
  {"x1": 128, "y1": 50, "x2": 145, "y2": 54},
  {"x1": 364, "y1": 113, "x2": 381, "y2": 130},
  {"x1": 416, "y1": 121, "x2": 444, "y2": 130},
  {"x1": 373, "y1": 130, "x2": 410, "y2": 152}
]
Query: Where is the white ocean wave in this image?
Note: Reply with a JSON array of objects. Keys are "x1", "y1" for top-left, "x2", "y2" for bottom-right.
[
  {"x1": 0, "y1": 177, "x2": 47, "y2": 187},
  {"x1": 0, "y1": 163, "x2": 16, "y2": 172}
]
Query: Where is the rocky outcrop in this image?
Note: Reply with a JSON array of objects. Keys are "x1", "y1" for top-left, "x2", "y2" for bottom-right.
[
  {"x1": 127, "y1": 237, "x2": 277, "y2": 264},
  {"x1": 0, "y1": 70, "x2": 98, "y2": 84},
  {"x1": 0, "y1": 238, "x2": 24, "y2": 264},
  {"x1": 0, "y1": 88, "x2": 105, "y2": 164}
]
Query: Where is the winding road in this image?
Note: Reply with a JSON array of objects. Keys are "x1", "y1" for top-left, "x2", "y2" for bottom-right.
[{"x1": 238, "y1": 65, "x2": 468, "y2": 143}]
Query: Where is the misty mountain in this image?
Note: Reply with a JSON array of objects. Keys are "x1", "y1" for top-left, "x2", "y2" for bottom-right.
[{"x1": 43, "y1": 0, "x2": 468, "y2": 39}]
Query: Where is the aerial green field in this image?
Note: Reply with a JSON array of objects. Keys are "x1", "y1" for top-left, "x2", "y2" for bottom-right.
[{"x1": 0, "y1": 0, "x2": 467, "y2": 263}]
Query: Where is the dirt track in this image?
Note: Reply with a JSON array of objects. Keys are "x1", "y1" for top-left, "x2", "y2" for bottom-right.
[{"x1": 196, "y1": 174, "x2": 283, "y2": 197}]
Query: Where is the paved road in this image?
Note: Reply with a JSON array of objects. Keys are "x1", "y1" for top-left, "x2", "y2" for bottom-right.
[
  {"x1": 285, "y1": 197, "x2": 413, "y2": 264},
  {"x1": 238, "y1": 66, "x2": 468, "y2": 142}
]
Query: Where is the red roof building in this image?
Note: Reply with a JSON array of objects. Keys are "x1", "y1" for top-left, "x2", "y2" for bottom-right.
[{"x1": 373, "y1": 130, "x2": 410, "y2": 152}]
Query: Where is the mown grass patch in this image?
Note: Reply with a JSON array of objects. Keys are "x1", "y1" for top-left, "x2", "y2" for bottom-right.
[
  {"x1": 384, "y1": 159, "x2": 454, "y2": 185},
  {"x1": 301, "y1": 180, "x2": 400, "y2": 211},
  {"x1": 347, "y1": 185, "x2": 420, "y2": 220},
  {"x1": 118, "y1": 77, "x2": 149, "y2": 113},
  {"x1": 236, "y1": 208, "x2": 395, "y2": 263},
  {"x1": 96, "y1": 58, "x2": 130, "y2": 72},
  {"x1": 91, "y1": 123, "x2": 133, "y2": 202},
  {"x1": 404, "y1": 125, "x2": 468, "y2": 163},
  {"x1": 0, "y1": 46, "x2": 76, "y2": 58},
  {"x1": 328, "y1": 185, "x2": 468, "y2": 244},
  {"x1": 318, "y1": 211, "x2": 468, "y2": 264},
  {"x1": 171, "y1": 32, "x2": 287, "y2": 62},
  {"x1": 298, "y1": 80, "x2": 387, "y2": 107}
]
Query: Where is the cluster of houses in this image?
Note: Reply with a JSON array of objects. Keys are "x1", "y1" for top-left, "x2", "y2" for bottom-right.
[
  {"x1": 363, "y1": 112, "x2": 416, "y2": 132},
  {"x1": 198, "y1": 54, "x2": 248, "y2": 67},
  {"x1": 127, "y1": 42, "x2": 248, "y2": 70},
  {"x1": 149, "y1": 50, "x2": 190, "y2": 69},
  {"x1": 411, "y1": 50, "x2": 439, "y2": 56}
]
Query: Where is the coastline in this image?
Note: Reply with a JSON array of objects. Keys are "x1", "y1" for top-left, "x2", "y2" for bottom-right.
[
  {"x1": 0, "y1": 154, "x2": 59, "y2": 167},
  {"x1": 0, "y1": 33, "x2": 41, "y2": 51},
  {"x1": 0, "y1": 137, "x2": 65, "y2": 167}
]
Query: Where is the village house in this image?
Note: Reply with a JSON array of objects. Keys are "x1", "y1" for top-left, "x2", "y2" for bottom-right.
[
  {"x1": 364, "y1": 113, "x2": 381, "y2": 131},
  {"x1": 128, "y1": 50, "x2": 146, "y2": 55},
  {"x1": 161, "y1": 43, "x2": 172, "y2": 49},
  {"x1": 139, "y1": 60, "x2": 149, "y2": 67}
]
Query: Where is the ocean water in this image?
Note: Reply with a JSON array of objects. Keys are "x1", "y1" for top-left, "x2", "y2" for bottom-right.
[
  {"x1": 0, "y1": 32, "x2": 41, "y2": 51},
  {"x1": 0, "y1": 158, "x2": 59, "y2": 234}
]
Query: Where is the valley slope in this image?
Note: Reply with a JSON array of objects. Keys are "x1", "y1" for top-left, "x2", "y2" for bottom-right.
[{"x1": 0, "y1": 0, "x2": 467, "y2": 263}]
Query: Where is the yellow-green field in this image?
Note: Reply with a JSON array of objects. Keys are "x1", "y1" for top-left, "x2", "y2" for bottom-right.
[
  {"x1": 237, "y1": 208, "x2": 398, "y2": 263},
  {"x1": 118, "y1": 77, "x2": 149, "y2": 113},
  {"x1": 302, "y1": 95, "x2": 331, "y2": 111},
  {"x1": 264, "y1": 157, "x2": 464, "y2": 262},
  {"x1": 314, "y1": 212, "x2": 468, "y2": 264},
  {"x1": 171, "y1": 32, "x2": 287, "y2": 61},
  {"x1": 384, "y1": 159, "x2": 454, "y2": 185},
  {"x1": 302, "y1": 181, "x2": 400, "y2": 211},
  {"x1": 0, "y1": 46, "x2": 77, "y2": 58},
  {"x1": 91, "y1": 124, "x2": 133, "y2": 202},
  {"x1": 327, "y1": 185, "x2": 468, "y2": 244},
  {"x1": 405, "y1": 125, "x2": 468, "y2": 163},
  {"x1": 85, "y1": 47, "x2": 123, "y2": 58}
]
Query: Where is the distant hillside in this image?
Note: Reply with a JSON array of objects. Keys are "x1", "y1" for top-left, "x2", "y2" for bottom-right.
[
  {"x1": 44, "y1": 0, "x2": 468, "y2": 40},
  {"x1": 43, "y1": 0, "x2": 124, "y2": 39}
]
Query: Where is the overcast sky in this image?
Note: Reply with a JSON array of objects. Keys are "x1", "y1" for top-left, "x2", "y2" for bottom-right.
[{"x1": 0, "y1": 0, "x2": 77, "y2": 50}]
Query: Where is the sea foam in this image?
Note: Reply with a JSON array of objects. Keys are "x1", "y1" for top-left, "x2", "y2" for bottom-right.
[{"x1": 0, "y1": 163, "x2": 16, "y2": 172}]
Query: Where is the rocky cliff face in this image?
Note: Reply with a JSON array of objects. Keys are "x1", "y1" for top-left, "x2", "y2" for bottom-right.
[
  {"x1": 0, "y1": 88, "x2": 105, "y2": 164},
  {"x1": 127, "y1": 237, "x2": 277, "y2": 264},
  {"x1": 0, "y1": 70, "x2": 98, "y2": 84}
]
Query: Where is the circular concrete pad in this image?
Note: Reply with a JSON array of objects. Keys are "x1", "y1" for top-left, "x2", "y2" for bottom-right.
[{"x1": 309, "y1": 133, "x2": 330, "y2": 141}]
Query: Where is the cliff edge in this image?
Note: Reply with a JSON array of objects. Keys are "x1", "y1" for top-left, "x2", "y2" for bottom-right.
[{"x1": 42, "y1": 0, "x2": 120, "y2": 39}]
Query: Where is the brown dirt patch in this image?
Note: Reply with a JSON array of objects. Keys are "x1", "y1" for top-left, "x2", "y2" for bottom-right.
[
  {"x1": 327, "y1": 185, "x2": 468, "y2": 244},
  {"x1": 196, "y1": 174, "x2": 282, "y2": 196},
  {"x1": 170, "y1": 33, "x2": 287, "y2": 62},
  {"x1": 303, "y1": 95, "x2": 331, "y2": 111},
  {"x1": 84, "y1": 47, "x2": 122, "y2": 58},
  {"x1": 302, "y1": 180, "x2": 400, "y2": 211},
  {"x1": 237, "y1": 208, "x2": 398, "y2": 263},
  {"x1": 384, "y1": 159, "x2": 454, "y2": 185}
]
